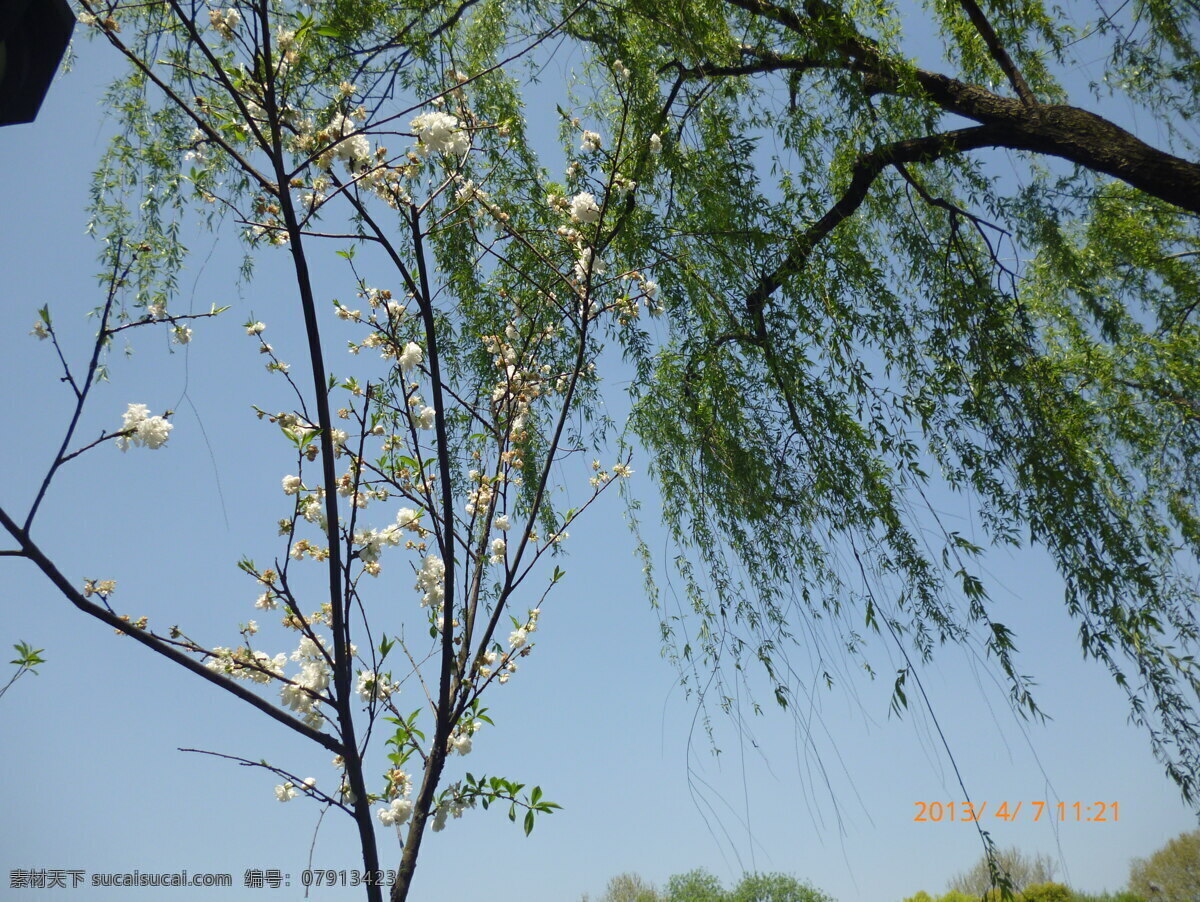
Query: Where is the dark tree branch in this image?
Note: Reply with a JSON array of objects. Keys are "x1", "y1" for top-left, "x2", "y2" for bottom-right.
[
  {"x1": 0, "y1": 506, "x2": 343, "y2": 753},
  {"x1": 713, "y1": 0, "x2": 1200, "y2": 215},
  {"x1": 897, "y1": 71, "x2": 1200, "y2": 214},
  {"x1": 747, "y1": 125, "x2": 1006, "y2": 319},
  {"x1": 955, "y1": 0, "x2": 1036, "y2": 105},
  {"x1": 257, "y1": 4, "x2": 382, "y2": 892}
]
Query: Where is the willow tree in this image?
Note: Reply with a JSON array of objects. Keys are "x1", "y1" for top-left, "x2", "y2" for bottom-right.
[{"x1": 548, "y1": 0, "x2": 1200, "y2": 801}]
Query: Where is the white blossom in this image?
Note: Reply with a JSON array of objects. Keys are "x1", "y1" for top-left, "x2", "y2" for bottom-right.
[
  {"x1": 416, "y1": 554, "x2": 445, "y2": 607},
  {"x1": 398, "y1": 342, "x2": 423, "y2": 373},
  {"x1": 412, "y1": 111, "x2": 469, "y2": 156},
  {"x1": 138, "y1": 417, "x2": 173, "y2": 449},
  {"x1": 378, "y1": 798, "x2": 413, "y2": 827},
  {"x1": 357, "y1": 669, "x2": 395, "y2": 702},
  {"x1": 580, "y1": 130, "x2": 602, "y2": 153},
  {"x1": 574, "y1": 247, "x2": 606, "y2": 281},
  {"x1": 282, "y1": 475, "x2": 303, "y2": 495},
  {"x1": 328, "y1": 114, "x2": 371, "y2": 169},
  {"x1": 649, "y1": 133, "x2": 662, "y2": 154},
  {"x1": 569, "y1": 192, "x2": 601, "y2": 223},
  {"x1": 489, "y1": 537, "x2": 506, "y2": 564},
  {"x1": 117, "y1": 403, "x2": 173, "y2": 452},
  {"x1": 209, "y1": 8, "x2": 240, "y2": 39}
]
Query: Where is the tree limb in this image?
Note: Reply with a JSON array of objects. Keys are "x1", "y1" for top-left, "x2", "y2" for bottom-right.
[
  {"x1": 0, "y1": 506, "x2": 343, "y2": 754},
  {"x1": 955, "y1": 0, "x2": 1036, "y2": 105},
  {"x1": 713, "y1": 0, "x2": 1200, "y2": 215},
  {"x1": 747, "y1": 125, "x2": 1007, "y2": 319}
]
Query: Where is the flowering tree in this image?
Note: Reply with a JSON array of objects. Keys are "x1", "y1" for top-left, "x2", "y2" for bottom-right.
[
  {"x1": 3, "y1": 2, "x2": 658, "y2": 899},
  {"x1": 9, "y1": 0, "x2": 1200, "y2": 895}
]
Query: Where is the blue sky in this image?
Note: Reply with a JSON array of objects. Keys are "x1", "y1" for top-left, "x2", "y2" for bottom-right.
[{"x1": 1, "y1": 15, "x2": 1197, "y2": 902}]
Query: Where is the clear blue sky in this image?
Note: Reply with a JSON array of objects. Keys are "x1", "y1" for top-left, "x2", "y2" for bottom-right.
[{"x1": 1, "y1": 15, "x2": 1196, "y2": 902}]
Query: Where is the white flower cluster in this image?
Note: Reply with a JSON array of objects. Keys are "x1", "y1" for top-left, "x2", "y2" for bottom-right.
[
  {"x1": 476, "y1": 645, "x2": 519, "y2": 684},
  {"x1": 206, "y1": 646, "x2": 287, "y2": 684},
  {"x1": 489, "y1": 537, "x2": 506, "y2": 565},
  {"x1": 573, "y1": 247, "x2": 606, "y2": 282},
  {"x1": 411, "y1": 111, "x2": 469, "y2": 157},
  {"x1": 480, "y1": 323, "x2": 565, "y2": 446},
  {"x1": 448, "y1": 718, "x2": 482, "y2": 756},
  {"x1": 352, "y1": 511, "x2": 420, "y2": 568},
  {"x1": 117, "y1": 403, "x2": 173, "y2": 451},
  {"x1": 508, "y1": 608, "x2": 541, "y2": 651},
  {"x1": 612, "y1": 173, "x2": 637, "y2": 197},
  {"x1": 395, "y1": 507, "x2": 421, "y2": 530},
  {"x1": 415, "y1": 554, "x2": 445, "y2": 607},
  {"x1": 328, "y1": 113, "x2": 372, "y2": 170},
  {"x1": 280, "y1": 636, "x2": 332, "y2": 726},
  {"x1": 580, "y1": 130, "x2": 602, "y2": 153},
  {"x1": 378, "y1": 797, "x2": 414, "y2": 827},
  {"x1": 184, "y1": 127, "x2": 210, "y2": 165},
  {"x1": 569, "y1": 192, "x2": 601, "y2": 224},
  {"x1": 82, "y1": 579, "x2": 117, "y2": 597},
  {"x1": 398, "y1": 341, "x2": 422, "y2": 373},
  {"x1": 356, "y1": 669, "x2": 397, "y2": 702},
  {"x1": 285, "y1": 111, "x2": 415, "y2": 209},
  {"x1": 452, "y1": 175, "x2": 510, "y2": 224},
  {"x1": 464, "y1": 468, "x2": 499, "y2": 517},
  {"x1": 208, "y1": 7, "x2": 240, "y2": 39},
  {"x1": 589, "y1": 459, "x2": 635, "y2": 488},
  {"x1": 431, "y1": 794, "x2": 474, "y2": 832},
  {"x1": 274, "y1": 777, "x2": 315, "y2": 803}
]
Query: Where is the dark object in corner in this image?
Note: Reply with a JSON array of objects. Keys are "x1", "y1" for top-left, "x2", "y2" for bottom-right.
[{"x1": 0, "y1": 0, "x2": 75, "y2": 126}]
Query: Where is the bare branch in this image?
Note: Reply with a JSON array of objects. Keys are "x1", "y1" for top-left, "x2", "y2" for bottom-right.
[{"x1": 0, "y1": 506, "x2": 343, "y2": 754}]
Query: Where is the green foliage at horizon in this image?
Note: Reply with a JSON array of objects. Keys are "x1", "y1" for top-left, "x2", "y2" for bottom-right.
[
  {"x1": 1128, "y1": 829, "x2": 1200, "y2": 902},
  {"x1": 583, "y1": 868, "x2": 834, "y2": 902}
]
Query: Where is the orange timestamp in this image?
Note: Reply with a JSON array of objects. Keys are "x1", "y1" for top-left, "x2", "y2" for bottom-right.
[{"x1": 913, "y1": 801, "x2": 1120, "y2": 823}]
